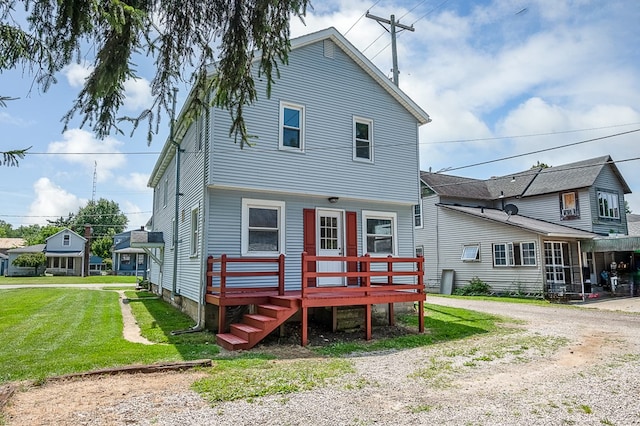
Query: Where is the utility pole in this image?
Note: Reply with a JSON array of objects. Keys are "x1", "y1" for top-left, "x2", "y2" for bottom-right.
[{"x1": 366, "y1": 11, "x2": 415, "y2": 86}]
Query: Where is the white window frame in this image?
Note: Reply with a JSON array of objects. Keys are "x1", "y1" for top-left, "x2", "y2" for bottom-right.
[
  {"x1": 279, "y1": 101, "x2": 305, "y2": 152},
  {"x1": 353, "y1": 116, "x2": 374, "y2": 162},
  {"x1": 493, "y1": 243, "x2": 514, "y2": 267},
  {"x1": 362, "y1": 210, "x2": 397, "y2": 256},
  {"x1": 519, "y1": 241, "x2": 537, "y2": 266},
  {"x1": 190, "y1": 205, "x2": 199, "y2": 257},
  {"x1": 413, "y1": 203, "x2": 423, "y2": 228},
  {"x1": 461, "y1": 244, "x2": 480, "y2": 262},
  {"x1": 170, "y1": 218, "x2": 175, "y2": 250},
  {"x1": 163, "y1": 177, "x2": 168, "y2": 208},
  {"x1": 241, "y1": 199, "x2": 286, "y2": 256},
  {"x1": 597, "y1": 190, "x2": 620, "y2": 219}
]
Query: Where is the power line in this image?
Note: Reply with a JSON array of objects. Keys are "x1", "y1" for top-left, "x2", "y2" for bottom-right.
[
  {"x1": 344, "y1": 0, "x2": 382, "y2": 36},
  {"x1": 444, "y1": 128, "x2": 640, "y2": 173}
]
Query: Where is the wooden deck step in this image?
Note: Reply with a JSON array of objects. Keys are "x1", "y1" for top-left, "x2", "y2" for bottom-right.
[
  {"x1": 243, "y1": 313, "x2": 277, "y2": 329},
  {"x1": 257, "y1": 304, "x2": 292, "y2": 318},
  {"x1": 230, "y1": 323, "x2": 262, "y2": 341},
  {"x1": 216, "y1": 333, "x2": 250, "y2": 351}
]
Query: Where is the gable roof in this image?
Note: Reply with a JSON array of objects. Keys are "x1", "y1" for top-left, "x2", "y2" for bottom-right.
[
  {"x1": 439, "y1": 204, "x2": 597, "y2": 239},
  {"x1": 8, "y1": 244, "x2": 46, "y2": 254},
  {"x1": 149, "y1": 27, "x2": 431, "y2": 187},
  {"x1": 45, "y1": 227, "x2": 87, "y2": 243},
  {"x1": 423, "y1": 155, "x2": 631, "y2": 200}
]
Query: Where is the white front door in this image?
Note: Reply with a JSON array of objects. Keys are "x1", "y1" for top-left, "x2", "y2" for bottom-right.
[{"x1": 317, "y1": 209, "x2": 345, "y2": 286}]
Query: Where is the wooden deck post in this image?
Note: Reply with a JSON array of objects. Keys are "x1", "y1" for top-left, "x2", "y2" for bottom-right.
[
  {"x1": 301, "y1": 306, "x2": 308, "y2": 346},
  {"x1": 418, "y1": 255, "x2": 425, "y2": 333},
  {"x1": 388, "y1": 303, "x2": 395, "y2": 326},
  {"x1": 218, "y1": 306, "x2": 226, "y2": 334},
  {"x1": 365, "y1": 304, "x2": 372, "y2": 340},
  {"x1": 418, "y1": 300, "x2": 424, "y2": 333},
  {"x1": 220, "y1": 254, "x2": 227, "y2": 297},
  {"x1": 278, "y1": 253, "x2": 285, "y2": 295}
]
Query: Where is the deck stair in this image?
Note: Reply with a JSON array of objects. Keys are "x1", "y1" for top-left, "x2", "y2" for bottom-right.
[{"x1": 216, "y1": 296, "x2": 299, "y2": 350}]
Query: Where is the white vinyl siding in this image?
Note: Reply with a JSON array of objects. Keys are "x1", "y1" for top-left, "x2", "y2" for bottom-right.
[
  {"x1": 279, "y1": 102, "x2": 305, "y2": 152},
  {"x1": 362, "y1": 210, "x2": 397, "y2": 256},
  {"x1": 461, "y1": 244, "x2": 480, "y2": 261},
  {"x1": 353, "y1": 117, "x2": 373, "y2": 162},
  {"x1": 241, "y1": 199, "x2": 286, "y2": 256}
]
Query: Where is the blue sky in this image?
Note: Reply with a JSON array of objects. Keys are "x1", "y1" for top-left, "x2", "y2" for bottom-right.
[{"x1": 1, "y1": 0, "x2": 639, "y2": 229}]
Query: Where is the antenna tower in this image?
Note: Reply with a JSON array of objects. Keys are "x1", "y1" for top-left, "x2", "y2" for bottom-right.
[{"x1": 92, "y1": 161, "x2": 97, "y2": 202}]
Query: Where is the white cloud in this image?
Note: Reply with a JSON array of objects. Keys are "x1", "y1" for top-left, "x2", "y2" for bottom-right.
[
  {"x1": 62, "y1": 63, "x2": 93, "y2": 88},
  {"x1": 120, "y1": 200, "x2": 150, "y2": 230},
  {"x1": 116, "y1": 172, "x2": 150, "y2": 191},
  {"x1": 47, "y1": 128, "x2": 126, "y2": 182},
  {"x1": 123, "y1": 78, "x2": 153, "y2": 111},
  {"x1": 26, "y1": 178, "x2": 86, "y2": 225}
]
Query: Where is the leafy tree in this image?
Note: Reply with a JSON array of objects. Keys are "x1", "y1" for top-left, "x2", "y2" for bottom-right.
[
  {"x1": 17, "y1": 224, "x2": 63, "y2": 246},
  {"x1": 625, "y1": 200, "x2": 631, "y2": 214},
  {"x1": 12, "y1": 252, "x2": 47, "y2": 276},
  {"x1": 71, "y1": 198, "x2": 128, "y2": 244},
  {"x1": 531, "y1": 161, "x2": 551, "y2": 169},
  {"x1": 47, "y1": 214, "x2": 75, "y2": 227},
  {"x1": 91, "y1": 235, "x2": 114, "y2": 260},
  {"x1": 1, "y1": 1, "x2": 310, "y2": 147},
  {"x1": 0, "y1": 96, "x2": 30, "y2": 166}
]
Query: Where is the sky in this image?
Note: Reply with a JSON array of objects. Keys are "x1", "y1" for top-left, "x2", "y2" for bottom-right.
[{"x1": 1, "y1": 0, "x2": 639, "y2": 230}]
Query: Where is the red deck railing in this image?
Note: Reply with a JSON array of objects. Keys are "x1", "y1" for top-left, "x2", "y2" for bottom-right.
[{"x1": 206, "y1": 254, "x2": 285, "y2": 297}]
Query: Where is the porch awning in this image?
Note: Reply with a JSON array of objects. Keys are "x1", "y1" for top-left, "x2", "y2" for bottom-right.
[
  {"x1": 45, "y1": 251, "x2": 83, "y2": 257},
  {"x1": 581, "y1": 236, "x2": 640, "y2": 252}
]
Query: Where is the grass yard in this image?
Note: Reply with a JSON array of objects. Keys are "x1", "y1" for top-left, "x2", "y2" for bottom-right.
[
  {"x1": 0, "y1": 275, "x2": 138, "y2": 285},
  {"x1": 0, "y1": 288, "x2": 218, "y2": 384}
]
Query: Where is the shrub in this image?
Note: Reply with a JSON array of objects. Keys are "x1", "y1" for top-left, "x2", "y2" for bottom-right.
[{"x1": 454, "y1": 277, "x2": 491, "y2": 296}]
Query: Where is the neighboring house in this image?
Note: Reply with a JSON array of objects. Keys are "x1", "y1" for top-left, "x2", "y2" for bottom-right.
[
  {"x1": 147, "y1": 27, "x2": 430, "y2": 349},
  {"x1": 0, "y1": 252, "x2": 9, "y2": 275},
  {"x1": 89, "y1": 255, "x2": 107, "y2": 275},
  {"x1": 44, "y1": 228, "x2": 87, "y2": 276},
  {"x1": 6, "y1": 244, "x2": 47, "y2": 277},
  {"x1": 417, "y1": 155, "x2": 632, "y2": 297},
  {"x1": 0, "y1": 238, "x2": 26, "y2": 255},
  {"x1": 112, "y1": 229, "x2": 150, "y2": 278},
  {"x1": 627, "y1": 214, "x2": 640, "y2": 237}
]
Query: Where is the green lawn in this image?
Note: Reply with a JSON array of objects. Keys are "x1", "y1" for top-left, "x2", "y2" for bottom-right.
[
  {"x1": 0, "y1": 288, "x2": 218, "y2": 383},
  {"x1": 0, "y1": 275, "x2": 138, "y2": 285},
  {"x1": 0, "y1": 287, "x2": 519, "y2": 390}
]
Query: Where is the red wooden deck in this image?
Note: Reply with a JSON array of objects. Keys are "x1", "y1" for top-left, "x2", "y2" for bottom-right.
[{"x1": 205, "y1": 253, "x2": 425, "y2": 349}]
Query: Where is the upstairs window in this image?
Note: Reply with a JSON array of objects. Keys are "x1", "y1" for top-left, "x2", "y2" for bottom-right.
[
  {"x1": 560, "y1": 192, "x2": 579, "y2": 218},
  {"x1": 353, "y1": 117, "x2": 373, "y2": 162},
  {"x1": 279, "y1": 102, "x2": 304, "y2": 151},
  {"x1": 163, "y1": 178, "x2": 168, "y2": 208},
  {"x1": 598, "y1": 190, "x2": 620, "y2": 219},
  {"x1": 63, "y1": 235, "x2": 70, "y2": 246}
]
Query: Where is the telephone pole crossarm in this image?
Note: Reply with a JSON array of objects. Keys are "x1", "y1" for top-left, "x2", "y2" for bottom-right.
[{"x1": 365, "y1": 12, "x2": 415, "y2": 86}]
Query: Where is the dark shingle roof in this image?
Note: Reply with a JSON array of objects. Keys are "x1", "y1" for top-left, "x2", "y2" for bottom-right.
[{"x1": 421, "y1": 155, "x2": 631, "y2": 200}]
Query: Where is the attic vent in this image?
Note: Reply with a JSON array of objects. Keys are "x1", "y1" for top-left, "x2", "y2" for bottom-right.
[{"x1": 323, "y1": 40, "x2": 334, "y2": 59}]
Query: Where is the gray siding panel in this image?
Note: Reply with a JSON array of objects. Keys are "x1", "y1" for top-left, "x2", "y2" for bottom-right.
[
  {"x1": 209, "y1": 40, "x2": 420, "y2": 204},
  {"x1": 206, "y1": 188, "x2": 416, "y2": 291}
]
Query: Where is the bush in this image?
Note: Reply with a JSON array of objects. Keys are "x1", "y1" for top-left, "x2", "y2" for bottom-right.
[{"x1": 454, "y1": 277, "x2": 491, "y2": 296}]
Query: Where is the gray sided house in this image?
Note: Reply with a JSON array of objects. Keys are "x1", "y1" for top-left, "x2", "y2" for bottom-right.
[
  {"x1": 6, "y1": 244, "x2": 46, "y2": 277},
  {"x1": 417, "y1": 156, "x2": 632, "y2": 297},
  {"x1": 44, "y1": 228, "x2": 87, "y2": 276},
  {"x1": 147, "y1": 27, "x2": 430, "y2": 348},
  {"x1": 112, "y1": 230, "x2": 151, "y2": 278}
]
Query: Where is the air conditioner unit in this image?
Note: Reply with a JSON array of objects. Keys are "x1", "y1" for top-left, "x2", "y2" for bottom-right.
[{"x1": 562, "y1": 208, "x2": 577, "y2": 217}]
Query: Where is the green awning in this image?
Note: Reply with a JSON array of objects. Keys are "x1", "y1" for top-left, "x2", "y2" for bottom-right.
[{"x1": 581, "y1": 236, "x2": 640, "y2": 252}]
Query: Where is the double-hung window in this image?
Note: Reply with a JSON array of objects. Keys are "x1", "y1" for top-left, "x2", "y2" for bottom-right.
[
  {"x1": 190, "y1": 206, "x2": 199, "y2": 257},
  {"x1": 362, "y1": 210, "x2": 397, "y2": 255},
  {"x1": 63, "y1": 235, "x2": 70, "y2": 246},
  {"x1": 241, "y1": 199, "x2": 286, "y2": 256},
  {"x1": 279, "y1": 102, "x2": 304, "y2": 151},
  {"x1": 353, "y1": 117, "x2": 373, "y2": 161},
  {"x1": 163, "y1": 178, "x2": 168, "y2": 208},
  {"x1": 413, "y1": 204, "x2": 423, "y2": 228},
  {"x1": 493, "y1": 242, "x2": 536, "y2": 267},
  {"x1": 597, "y1": 190, "x2": 620, "y2": 219}
]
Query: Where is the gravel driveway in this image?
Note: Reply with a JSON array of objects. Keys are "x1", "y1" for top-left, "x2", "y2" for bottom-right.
[{"x1": 4, "y1": 296, "x2": 640, "y2": 425}]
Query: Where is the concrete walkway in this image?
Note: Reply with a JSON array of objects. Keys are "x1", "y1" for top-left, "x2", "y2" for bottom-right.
[
  {"x1": 0, "y1": 283, "x2": 136, "y2": 289},
  {"x1": 570, "y1": 295, "x2": 640, "y2": 312}
]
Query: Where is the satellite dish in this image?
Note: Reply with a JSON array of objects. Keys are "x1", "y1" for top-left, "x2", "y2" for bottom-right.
[{"x1": 504, "y1": 204, "x2": 519, "y2": 215}]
